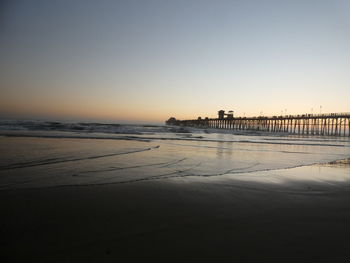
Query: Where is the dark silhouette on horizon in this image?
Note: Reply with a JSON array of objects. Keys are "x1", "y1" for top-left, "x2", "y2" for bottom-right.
[{"x1": 166, "y1": 110, "x2": 350, "y2": 136}]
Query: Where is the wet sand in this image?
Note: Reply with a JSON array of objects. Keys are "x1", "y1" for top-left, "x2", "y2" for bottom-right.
[{"x1": 2, "y1": 162, "x2": 350, "y2": 262}]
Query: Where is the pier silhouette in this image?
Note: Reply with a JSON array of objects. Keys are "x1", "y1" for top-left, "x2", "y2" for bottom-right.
[{"x1": 166, "y1": 111, "x2": 350, "y2": 136}]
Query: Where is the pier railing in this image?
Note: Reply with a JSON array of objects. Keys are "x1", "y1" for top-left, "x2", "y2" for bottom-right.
[{"x1": 168, "y1": 112, "x2": 350, "y2": 136}]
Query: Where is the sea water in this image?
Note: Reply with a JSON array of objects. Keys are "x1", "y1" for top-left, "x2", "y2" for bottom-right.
[{"x1": 1, "y1": 119, "x2": 350, "y2": 190}]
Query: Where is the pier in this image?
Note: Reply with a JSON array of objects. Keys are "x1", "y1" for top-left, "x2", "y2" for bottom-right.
[{"x1": 166, "y1": 111, "x2": 350, "y2": 136}]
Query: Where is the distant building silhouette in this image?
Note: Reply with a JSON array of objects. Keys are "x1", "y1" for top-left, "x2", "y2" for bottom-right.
[
  {"x1": 218, "y1": 110, "x2": 234, "y2": 119},
  {"x1": 165, "y1": 117, "x2": 177, "y2": 125},
  {"x1": 218, "y1": 110, "x2": 225, "y2": 119},
  {"x1": 227, "y1": 110, "x2": 234, "y2": 119}
]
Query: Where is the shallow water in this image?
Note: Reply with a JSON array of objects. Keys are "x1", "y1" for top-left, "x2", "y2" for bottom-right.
[{"x1": 1, "y1": 120, "x2": 350, "y2": 190}]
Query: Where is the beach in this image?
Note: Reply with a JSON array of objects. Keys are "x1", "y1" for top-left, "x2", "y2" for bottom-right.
[
  {"x1": 2, "y1": 162, "x2": 350, "y2": 262},
  {"x1": 1, "y1": 122, "x2": 350, "y2": 262}
]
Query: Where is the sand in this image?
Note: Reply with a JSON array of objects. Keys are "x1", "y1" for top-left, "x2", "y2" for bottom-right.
[{"x1": 2, "y1": 162, "x2": 350, "y2": 263}]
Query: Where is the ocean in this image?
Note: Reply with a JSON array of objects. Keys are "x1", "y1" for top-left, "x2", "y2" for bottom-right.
[{"x1": 1, "y1": 119, "x2": 350, "y2": 190}]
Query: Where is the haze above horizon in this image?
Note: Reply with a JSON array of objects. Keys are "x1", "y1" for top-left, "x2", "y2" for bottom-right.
[{"x1": 1, "y1": 0, "x2": 350, "y2": 123}]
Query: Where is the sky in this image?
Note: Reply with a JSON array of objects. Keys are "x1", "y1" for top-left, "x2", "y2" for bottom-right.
[{"x1": 1, "y1": 0, "x2": 350, "y2": 123}]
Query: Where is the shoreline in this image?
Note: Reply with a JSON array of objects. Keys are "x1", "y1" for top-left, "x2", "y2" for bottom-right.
[
  {"x1": 1, "y1": 156, "x2": 350, "y2": 192},
  {"x1": 322, "y1": 157, "x2": 350, "y2": 167}
]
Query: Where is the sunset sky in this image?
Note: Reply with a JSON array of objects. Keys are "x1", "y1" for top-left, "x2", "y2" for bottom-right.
[{"x1": 1, "y1": 0, "x2": 350, "y2": 123}]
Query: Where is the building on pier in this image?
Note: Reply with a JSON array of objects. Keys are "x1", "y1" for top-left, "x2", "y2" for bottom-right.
[
  {"x1": 218, "y1": 110, "x2": 225, "y2": 120},
  {"x1": 226, "y1": 111, "x2": 234, "y2": 119},
  {"x1": 218, "y1": 110, "x2": 234, "y2": 119}
]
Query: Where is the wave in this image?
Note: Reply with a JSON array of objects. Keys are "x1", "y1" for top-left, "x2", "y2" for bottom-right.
[
  {"x1": 1, "y1": 120, "x2": 349, "y2": 147},
  {"x1": 73, "y1": 158, "x2": 187, "y2": 176},
  {"x1": 1, "y1": 131, "x2": 349, "y2": 149},
  {"x1": 2, "y1": 158, "x2": 347, "y2": 191},
  {"x1": 0, "y1": 119, "x2": 182, "y2": 135},
  {"x1": 0, "y1": 145, "x2": 160, "y2": 170}
]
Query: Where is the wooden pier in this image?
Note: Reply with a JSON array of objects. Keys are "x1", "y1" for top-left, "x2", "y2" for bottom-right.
[{"x1": 167, "y1": 112, "x2": 350, "y2": 136}]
